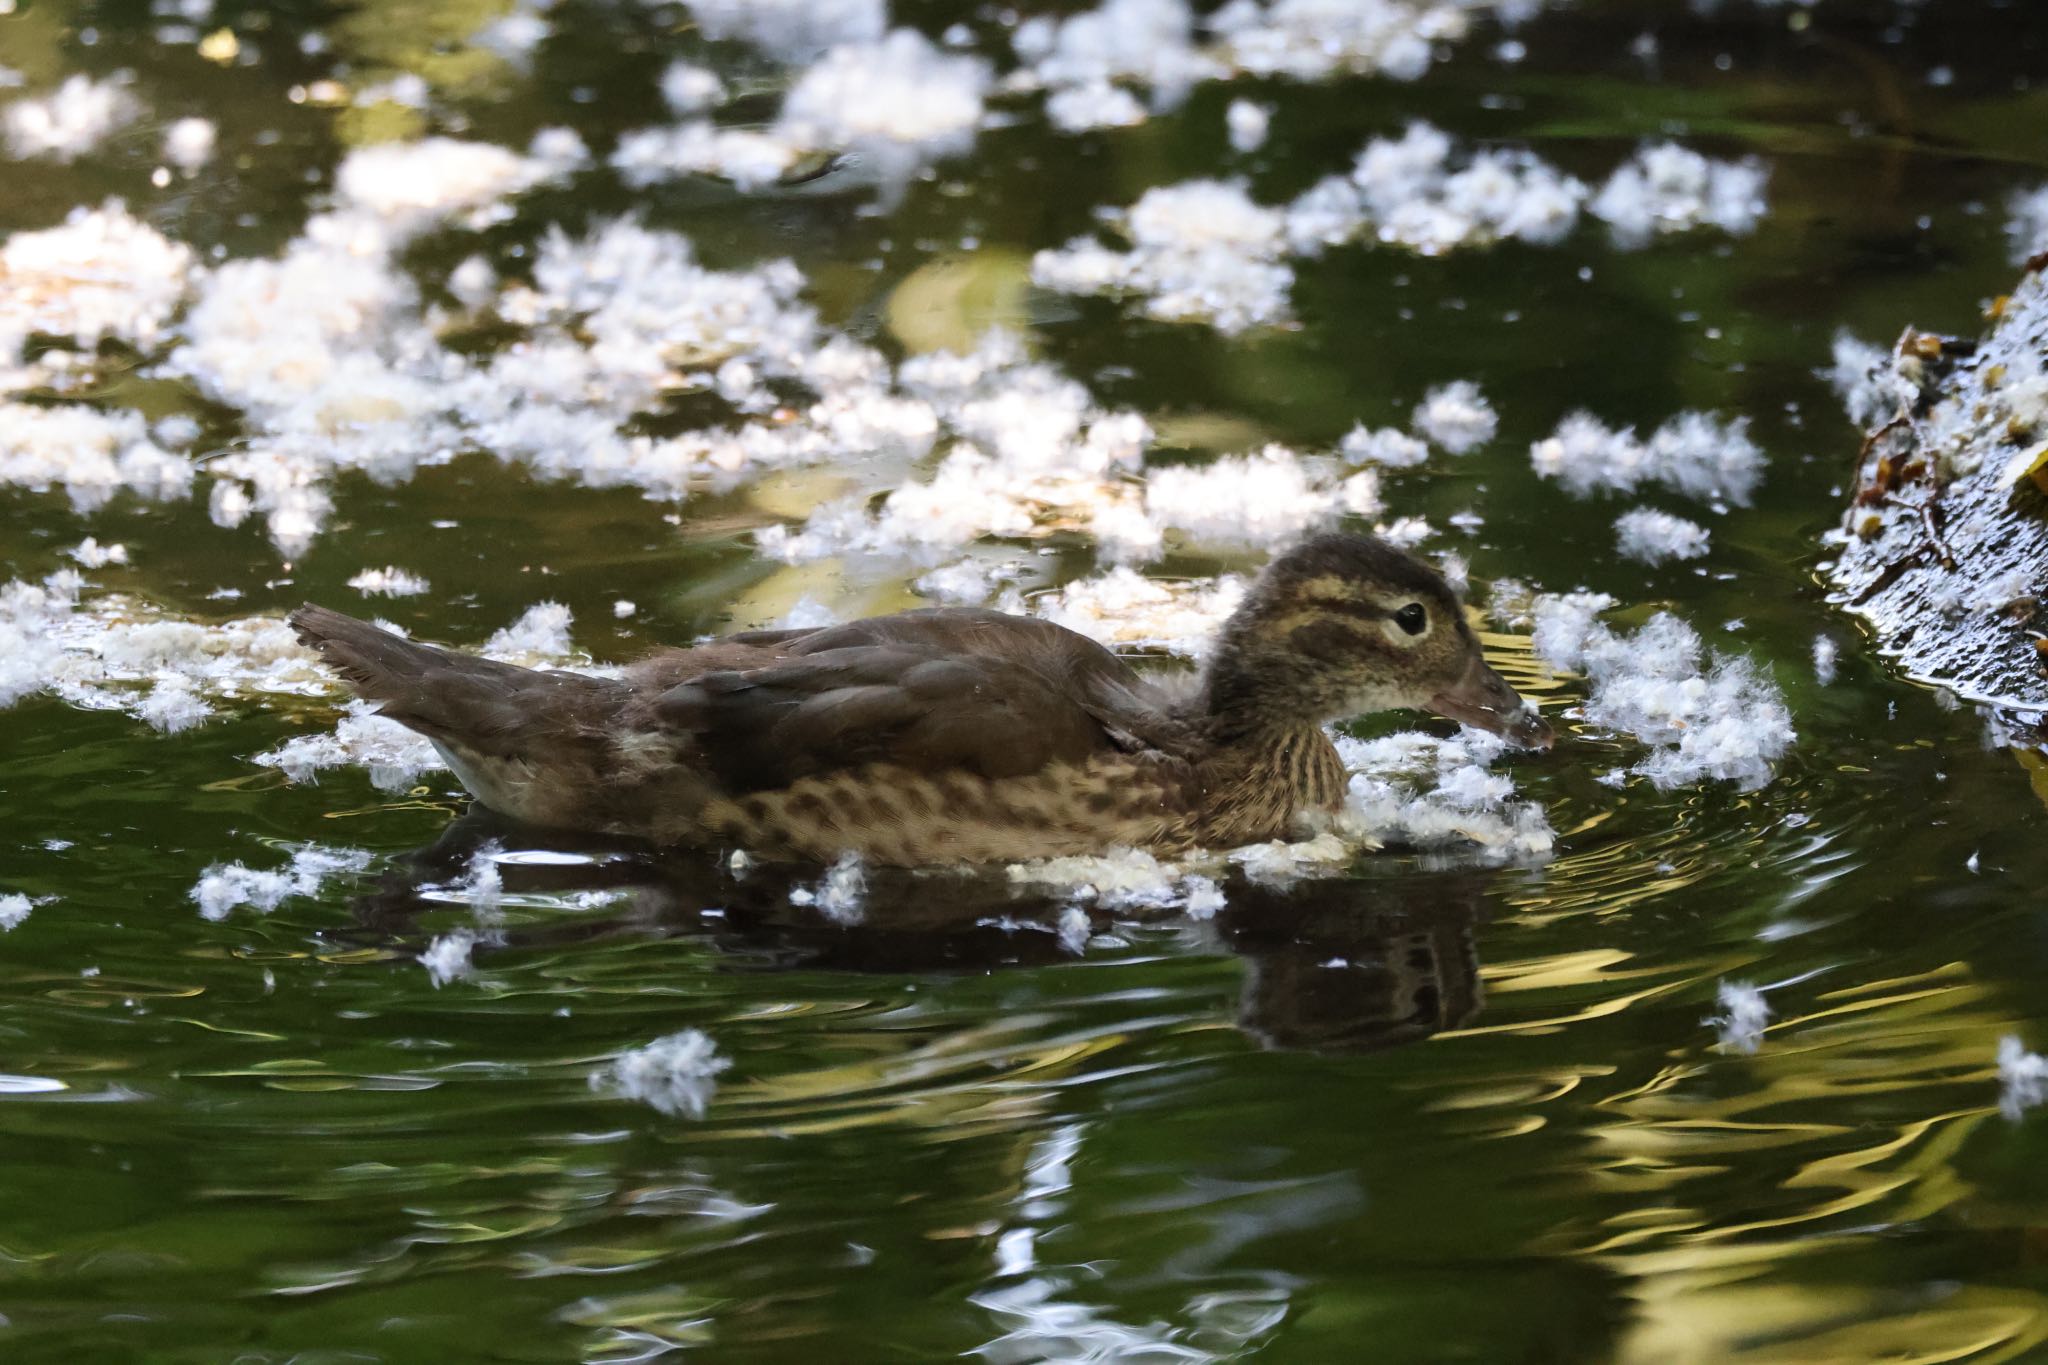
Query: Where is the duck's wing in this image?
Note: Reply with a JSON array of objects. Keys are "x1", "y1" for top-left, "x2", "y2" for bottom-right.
[{"x1": 641, "y1": 608, "x2": 1194, "y2": 792}]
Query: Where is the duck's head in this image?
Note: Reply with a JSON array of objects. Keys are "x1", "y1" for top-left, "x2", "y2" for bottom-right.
[{"x1": 1203, "y1": 532, "x2": 1553, "y2": 749}]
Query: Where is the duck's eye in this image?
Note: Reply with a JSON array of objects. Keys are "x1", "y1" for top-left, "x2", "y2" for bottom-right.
[{"x1": 1394, "y1": 603, "x2": 1428, "y2": 636}]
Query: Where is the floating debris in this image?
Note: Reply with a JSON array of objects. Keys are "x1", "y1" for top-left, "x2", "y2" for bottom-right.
[
  {"x1": 1530, "y1": 592, "x2": 1794, "y2": 789},
  {"x1": 1812, "y1": 636, "x2": 1839, "y2": 685},
  {"x1": 3, "y1": 74, "x2": 140, "y2": 162},
  {"x1": 1227, "y1": 99, "x2": 1271, "y2": 152},
  {"x1": 483, "y1": 601, "x2": 575, "y2": 663},
  {"x1": 346, "y1": 566, "x2": 430, "y2": 597},
  {"x1": 418, "y1": 930, "x2": 476, "y2": 987},
  {"x1": 1590, "y1": 142, "x2": 1770, "y2": 246},
  {"x1": 161, "y1": 116, "x2": 217, "y2": 172},
  {"x1": 67, "y1": 538, "x2": 129, "y2": 569},
  {"x1": 615, "y1": 27, "x2": 988, "y2": 195},
  {"x1": 789, "y1": 852, "x2": 868, "y2": 925},
  {"x1": 1010, "y1": 0, "x2": 1218, "y2": 131},
  {"x1": 1999, "y1": 1035, "x2": 2048, "y2": 1120},
  {"x1": 1, "y1": 200, "x2": 194, "y2": 366},
  {"x1": 1011, "y1": 847, "x2": 1218, "y2": 911},
  {"x1": 0, "y1": 571, "x2": 340, "y2": 725},
  {"x1": 1411, "y1": 380, "x2": 1497, "y2": 455},
  {"x1": 1710, "y1": 979, "x2": 1772, "y2": 1053},
  {"x1": 189, "y1": 845, "x2": 374, "y2": 921},
  {"x1": 1032, "y1": 179, "x2": 1293, "y2": 333},
  {"x1": 1053, "y1": 905, "x2": 1093, "y2": 953},
  {"x1": 1530, "y1": 410, "x2": 1764, "y2": 505},
  {"x1": 2005, "y1": 184, "x2": 2048, "y2": 265},
  {"x1": 254, "y1": 700, "x2": 440, "y2": 792},
  {"x1": 1033, "y1": 566, "x2": 1248, "y2": 657},
  {"x1": 591, "y1": 1029, "x2": 731, "y2": 1119},
  {"x1": 1615, "y1": 508, "x2": 1710, "y2": 564},
  {"x1": 1340, "y1": 425, "x2": 1431, "y2": 468},
  {"x1": 681, "y1": 0, "x2": 885, "y2": 62},
  {"x1": 1044, "y1": 124, "x2": 1767, "y2": 332}
]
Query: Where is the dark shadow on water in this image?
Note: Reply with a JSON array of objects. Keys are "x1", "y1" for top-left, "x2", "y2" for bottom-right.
[{"x1": 350, "y1": 806, "x2": 1492, "y2": 1055}]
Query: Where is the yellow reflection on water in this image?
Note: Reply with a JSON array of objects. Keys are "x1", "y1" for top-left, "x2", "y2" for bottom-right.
[{"x1": 1562, "y1": 948, "x2": 2047, "y2": 1363}]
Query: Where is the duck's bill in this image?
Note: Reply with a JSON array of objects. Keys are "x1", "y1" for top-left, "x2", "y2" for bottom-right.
[{"x1": 1427, "y1": 659, "x2": 1555, "y2": 750}]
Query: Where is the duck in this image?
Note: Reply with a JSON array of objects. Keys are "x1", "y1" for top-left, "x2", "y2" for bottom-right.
[{"x1": 288, "y1": 532, "x2": 1551, "y2": 866}]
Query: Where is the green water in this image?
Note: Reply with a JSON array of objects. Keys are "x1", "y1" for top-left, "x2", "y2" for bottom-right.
[{"x1": 7, "y1": 0, "x2": 2048, "y2": 1360}]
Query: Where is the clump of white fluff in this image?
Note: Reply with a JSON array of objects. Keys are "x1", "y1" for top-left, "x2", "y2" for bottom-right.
[
  {"x1": 1288, "y1": 122, "x2": 1588, "y2": 258},
  {"x1": 1999, "y1": 1035, "x2": 2048, "y2": 1121},
  {"x1": 162, "y1": 116, "x2": 216, "y2": 171},
  {"x1": 752, "y1": 331, "x2": 1162, "y2": 568},
  {"x1": 1011, "y1": 0, "x2": 1220, "y2": 131},
  {"x1": 1, "y1": 200, "x2": 194, "y2": 361},
  {"x1": 0, "y1": 403, "x2": 194, "y2": 512},
  {"x1": 442, "y1": 844, "x2": 505, "y2": 921},
  {"x1": 1614, "y1": 508, "x2": 1710, "y2": 564},
  {"x1": 2004, "y1": 185, "x2": 2048, "y2": 265},
  {"x1": 1211, "y1": 0, "x2": 1455, "y2": 83},
  {"x1": 1033, "y1": 567, "x2": 1248, "y2": 657},
  {"x1": 1530, "y1": 410, "x2": 1764, "y2": 505},
  {"x1": 67, "y1": 538, "x2": 129, "y2": 569},
  {"x1": 1227, "y1": 99, "x2": 1271, "y2": 152},
  {"x1": 778, "y1": 30, "x2": 990, "y2": 188},
  {"x1": 788, "y1": 852, "x2": 867, "y2": 925},
  {"x1": 3, "y1": 74, "x2": 140, "y2": 161},
  {"x1": 1530, "y1": 593, "x2": 1794, "y2": 789},
  {"x1": 332, "y1": 132, "x2": 588, "y2": 236},
  {"x1": 1412, "y1": 381, "x2": 1497, "y2": 454},
  {"x1": 134, "y1": 677, "x2": 213, "y2": 733},
  {"x1": 1710, "y1": 980, "x2": 1771, "y2": 1053},
  {"x1": 0, "y1": 893, "x2": 36, "y2": 930},
  {"x1": 189, "y1": 845, "x2": 375, "y2": 921},
  {"x1": 1143, "y1": 445, "x2": 1366, "y2": 550},
  {"x1": 1041, "y1": 120, "x2": 1677, "y2": 334},
  {"x1": 484, "y1": 602, "x2": 575, "y2": 663},
  {"x1": 347, "y1": 566, "x2": 429, "y2": 597},
  {"x1": 0, "y1": 572, "x2": 354, "y2": 737},
  {"x1": 1824, "y1": 331, "x2": 1914, "y2": 428},
  {"x1": 1033, "y1": 178, "x2": 1293, "y2": 333},
  {"x1": 418, "y1": 930, "x2": 476, "y2": 987},
  {"x1": 682, "y1": 0, "x2": 884, "y2": 62},
  {"x1": 254, "y1": 700, "x2": 441, "y2": 792},
  {"x1": 615, "y1": 27, "x2": 988, "y2": 196},
  {"x1": 1591, "y1": 143, "x2": 1770, "y2": 246},
  {"x1": 591, "y1": 1029, "x2": 732, "y2": 1119},
  {"x1": 660, "y1": 63, "x2": 727, "y2": 115},
  {"x1": 1010, "y1": 848, "x2": 1222, "y2": 914},
  {"x1": 1340, "y1": 425, "x2": 1430, "y2": 468},
  {"x1": 1329, "y1": 729, "x2": 1555, "y2": 861},
  {"x1": 1811, "y1": 636, "x2": 1838, "y2": 685}
]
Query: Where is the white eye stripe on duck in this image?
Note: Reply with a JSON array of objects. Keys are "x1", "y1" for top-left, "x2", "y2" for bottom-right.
[
  {"x1": 1289, "y1": 577, "x2": 1443, "y2": 618},
  {"x1": 1257, "y1": 609, "x2": 1394, "y2": 645}
]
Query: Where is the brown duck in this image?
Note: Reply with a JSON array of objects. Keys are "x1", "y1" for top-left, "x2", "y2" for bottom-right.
[{"x1": 289, "y1": 533, "x2": 1551, "y2": 866}]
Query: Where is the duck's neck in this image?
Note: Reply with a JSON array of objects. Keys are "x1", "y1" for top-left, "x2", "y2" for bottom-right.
[
  {"x1": 1194, "y1": 693, "x2": 1347, "y2": 846},
  {"x1": 1197, "y1": 637, "x2": 1287, "y2": 742}
]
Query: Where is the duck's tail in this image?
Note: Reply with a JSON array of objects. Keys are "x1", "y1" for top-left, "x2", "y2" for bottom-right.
[{"x1": 288, "y1": 605, "x2": 630, "y2": 827}]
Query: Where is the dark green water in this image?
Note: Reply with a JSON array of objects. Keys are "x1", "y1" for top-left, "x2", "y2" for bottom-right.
[{"x1": 6, "y1": 0, "x2": 2048, "y2": 1360}]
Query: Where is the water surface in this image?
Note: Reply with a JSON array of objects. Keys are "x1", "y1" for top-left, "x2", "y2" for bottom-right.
[{"x1": 5, "y1": 0, "x2": 2048, "y2": 1360}]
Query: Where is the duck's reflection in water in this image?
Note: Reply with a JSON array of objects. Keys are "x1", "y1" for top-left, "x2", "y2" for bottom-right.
[{"x1": 354, "y1": 809, "x2": 1492, "y2": 1054}]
